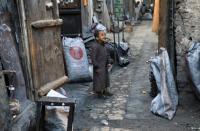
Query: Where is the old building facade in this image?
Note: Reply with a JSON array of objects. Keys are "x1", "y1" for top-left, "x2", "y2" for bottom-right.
[
  {"x1": 159, "y1": 0, "x2": 200, "y2": 89},
  {"x1": 174, "y1": 0, "x2": 200, "y2": 88}
]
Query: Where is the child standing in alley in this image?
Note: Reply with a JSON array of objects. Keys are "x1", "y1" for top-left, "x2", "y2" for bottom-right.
[{"x1": 91, "y1": 24, "x2": 113, "y2": 98}]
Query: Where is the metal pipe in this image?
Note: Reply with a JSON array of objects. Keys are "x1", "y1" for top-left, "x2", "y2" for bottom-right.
[
  {"x1": 122, "y1": 20, "x2": 125, "y2": 42},
  {"x1": 117, "y1": 17, "x2": 120, "y2": 46},
  {"x1": 113, "y1": 23, "x2": 116, "y2": 44}
]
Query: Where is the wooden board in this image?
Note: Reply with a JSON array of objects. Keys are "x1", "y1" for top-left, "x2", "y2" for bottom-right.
[
  {"x1": 23, "y1": 0, "x2": 66, "y2": 98},
  {"x1": 0, "y1": 12, "x2": 27, "y2": 102},
  {"x1": 0, "y1": 61, "x2": 10, "y2": 131}
]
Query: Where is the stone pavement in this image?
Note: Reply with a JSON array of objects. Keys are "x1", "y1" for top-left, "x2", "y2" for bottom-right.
[
  {"x1": 87, "y1": 21, "x2": 157, "y2": 122},
  {"x1": 64, "y1": 21, "x2": 200, "y2": 131},
  {"x1": 125, "y1": 21, "x2": 157, "y2": 120}
]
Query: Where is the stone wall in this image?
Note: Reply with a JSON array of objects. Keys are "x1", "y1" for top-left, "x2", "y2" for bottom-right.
[{"x1": 174, "y1": 0, "x2": 200, "y2": 88}]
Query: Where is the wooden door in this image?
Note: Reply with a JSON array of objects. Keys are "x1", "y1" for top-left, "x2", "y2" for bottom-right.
[
  {"x1": 24, "y1": 0, "x2": 67, "y2": 98},
  {"x1": 59, "y1": 0, "x2": 82, "y2": 37}
]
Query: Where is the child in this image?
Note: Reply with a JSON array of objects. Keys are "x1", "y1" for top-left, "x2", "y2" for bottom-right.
[{"x1": 91, "y1": 24, "x2": 113, "y2": 98}]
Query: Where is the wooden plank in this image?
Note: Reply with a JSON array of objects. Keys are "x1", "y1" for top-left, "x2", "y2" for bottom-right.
[
  {"x1": 38, "y1": 76, "x2": 69, "y2": 96},
  {"x1": 0, "y1": 13, "x2": 27, "y2": 102},
  {"x1": 158, "y1": 0, "x2": 168, "y2": 48},
  {"x1": 2, "y1": 70, "x2": 16, "y2": 75},
  {"x1": 24, "y1": 0, "x2": 66, "y2": 98},
  {"x1": 31, "y1": 19, "x2": 63, "y2": 29},
  {"x1": 51, "y1": 0, "x2": 59, "y2": 19},
  {"x1": 16, "y1": 0, "x2": 35, "y2": 100},
  {"x1": 158, "y1": 0, "x2": 176, "y2": 76},
  {"x1": 37, "y1": 97, "x2": 76, "y2": 105}
]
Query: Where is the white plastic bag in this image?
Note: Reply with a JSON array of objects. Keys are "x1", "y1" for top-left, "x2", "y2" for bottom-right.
[
  {"x1": 186, "y1": 42, "x2": 200, "y2": 100},
  {"x1": 63, "y1": 37, "x2": 91, "y2": 82},
  {"x1": 149, "y1": 48, "x2": 178, "y2": 120}
]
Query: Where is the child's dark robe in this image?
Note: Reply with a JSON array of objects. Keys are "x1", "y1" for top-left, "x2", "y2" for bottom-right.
[{"x1": 91, "y1": 41, "x2": 111, "y2": 93}]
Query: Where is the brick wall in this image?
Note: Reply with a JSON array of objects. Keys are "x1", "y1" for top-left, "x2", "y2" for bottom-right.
[{"x1": 174, "y1": 0, "x2": 200, "y2": 88}]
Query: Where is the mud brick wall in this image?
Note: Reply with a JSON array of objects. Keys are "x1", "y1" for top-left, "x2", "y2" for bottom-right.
[{"x1": 174, "y1": 0, "x2": 200, "y2": 88}]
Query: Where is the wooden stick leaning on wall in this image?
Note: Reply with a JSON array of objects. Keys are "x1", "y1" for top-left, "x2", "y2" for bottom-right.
[
  {"x1": 38, "y1": 76, "x2": 69, "y2": 96},
  {"x1": 152, "y1": 0, "x2": 160, "y2": 33}
]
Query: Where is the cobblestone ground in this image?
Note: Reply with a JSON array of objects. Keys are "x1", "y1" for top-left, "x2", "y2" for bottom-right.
[{"x1": 64, "y1": 21, "x2": 200, "y2": 131}]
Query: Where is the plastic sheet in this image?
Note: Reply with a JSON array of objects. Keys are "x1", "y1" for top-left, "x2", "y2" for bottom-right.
[
  {"x1": 119, "y1": 42, "x2": 129, "y2": 52},
  {"x1": 117, "y1": 42, "x2": 129, "y2": 66},
  {"x1": 62, "y1": 37, "x2": 91, "y2": 82},
  {"x1": 149, "y1": 48, "x2": 178, "y2": 120},
  {"x1": 105, "y1": 42, "x2": 129, "y2": 67},
  {"x1": 186, "y1": 42, "x2": 200, "y2": 100}
]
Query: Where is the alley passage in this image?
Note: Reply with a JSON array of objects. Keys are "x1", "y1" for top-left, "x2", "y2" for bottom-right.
[{"x1": 67, "y1": 21, "x2": 200, "y2": 131}]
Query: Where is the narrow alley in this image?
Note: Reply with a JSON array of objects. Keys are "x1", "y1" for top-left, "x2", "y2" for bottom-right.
[
  {"x1": 64, "y1": 21, "x2": 200, "y2": 131},
  {"x1": 1, "y1": 0, "x2": 200, "y2": 131}
]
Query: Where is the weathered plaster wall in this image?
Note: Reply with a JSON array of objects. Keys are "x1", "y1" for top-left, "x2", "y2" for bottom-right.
[{"x1": 174, "y1": 0, "x2": 200, "y2": 88}]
